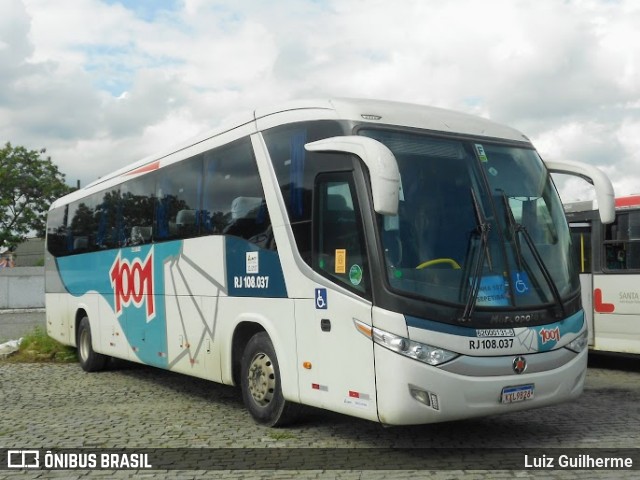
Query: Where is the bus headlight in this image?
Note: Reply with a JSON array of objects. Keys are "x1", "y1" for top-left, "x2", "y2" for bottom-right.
[
  {"x1": 354, "y1": 319, "x2": 459, "y2": 366},
  {"x1": 565, "y1": 331, "x2": 588, "y2": 353}
]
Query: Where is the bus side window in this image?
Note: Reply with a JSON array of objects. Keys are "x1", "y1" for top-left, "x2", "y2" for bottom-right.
[
  {"x1": 121, "y1": 172, "x2": 156, "y2": 246},
  {"x1": 627, "y1": 211, "x2": 640, "y2": 270},
  {"x1": 604, "y1": 244, "x2": 625, "y2": 270},
  {"x1": 156, "y1": 156, "x2": 202, "y2": 241},
  {"x1": 203, "y1": 139, "x2": 275, "y2": 250},
  {"x1": 603, "y1": 211, "x2": 640, "y2": 271},
  {"x1": 68, "y1": 198, "x2": 97, "y2": 253},
  {"x1": 262, "y1": 120, "x2": 347, "y2": 264},
  {"x1": 46, "y1": 205, "x2": 69, "y2": 257},
  {"x1": 313, "y1": 173, "x2": 370, "y2": 296}
]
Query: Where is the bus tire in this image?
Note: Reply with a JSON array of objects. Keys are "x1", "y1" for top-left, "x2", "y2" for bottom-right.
[
  {"x1": 240, "y1": 332, "x2": 299, "y2": 427},
  {"x1": 77, "y1": 316, "x2": 107, "y2": 372}
]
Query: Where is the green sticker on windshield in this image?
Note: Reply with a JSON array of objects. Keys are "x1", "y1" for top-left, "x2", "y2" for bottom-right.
[
  {"x1": 349, "y1": 264, "x2": 363, "y2": 286},
  {"x1": 475, "y1": 144, "x2": 488, "y2": 163}
]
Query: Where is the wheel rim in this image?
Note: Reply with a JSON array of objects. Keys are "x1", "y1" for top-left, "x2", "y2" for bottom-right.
[
  {"x1": 247, "y1": 352, "x2": 276, "y2": 406},
  {"x1": 79, "y1": 328, "x2": 90, "y2": 362}
]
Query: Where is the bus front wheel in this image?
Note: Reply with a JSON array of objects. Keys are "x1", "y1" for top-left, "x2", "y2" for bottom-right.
[
  {"x1": 240, "y1": 332, "x2": 298, "y2": 427},
  {"x1": 77, "y1": 316, "x2": 107, "y2": 372}
]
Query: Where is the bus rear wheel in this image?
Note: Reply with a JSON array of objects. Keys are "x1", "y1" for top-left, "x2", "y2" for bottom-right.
[
  {"x1": 77, "y1": 316, "x2": 107, "y2": 372},
  {"x1": 240, "y1": 332, "x2": 298, "y2": 427}
]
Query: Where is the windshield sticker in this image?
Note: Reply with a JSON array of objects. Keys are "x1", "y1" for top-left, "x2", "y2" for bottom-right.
[
  {"x1": 349, "y1": 264, "x2": 363, "y2": 286},
  {"x1": 474, "y1": 275, "x2": 509, "y2": 306},
  {"x1": 512, "y1": 271, "x2": 530, "y2": 295},
  {"x1": 335, "y1": 249, "x2": 347, "y2": 274},
  {"x1": 488, "y1": 167, "x2": 498, "y2": 176},
  {"x1": 475, "y1": 144, "x2": 489, "y2": 163}
]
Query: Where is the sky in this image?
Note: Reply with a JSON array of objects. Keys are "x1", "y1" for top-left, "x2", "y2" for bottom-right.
[{"x1": 2, "y1": 0, "x2": 640, "y2": 203}]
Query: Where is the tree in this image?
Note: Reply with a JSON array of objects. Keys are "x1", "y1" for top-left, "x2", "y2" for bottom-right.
[{"x1": 0, "y1": 142, "x2": 74, "y2": 250}]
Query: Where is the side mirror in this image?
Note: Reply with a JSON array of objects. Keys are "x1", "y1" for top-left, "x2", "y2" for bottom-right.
[
  {"x1": 305, "y1": 136, "x2": 400, "y2": 216},
  {"x1": 545, "y1": 159, "x2": 615, "y2": 224}
]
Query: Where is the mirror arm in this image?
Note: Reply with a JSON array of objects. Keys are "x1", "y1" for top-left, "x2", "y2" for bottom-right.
[
  {"x1": 305, "y1": 136, "x2": 400, "y2": 216},
  {"x1": 545, "y1": 159, "x2": 615, "y2": 224}
]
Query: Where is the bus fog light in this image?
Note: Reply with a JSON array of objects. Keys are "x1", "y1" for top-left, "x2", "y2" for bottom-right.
[
  {"x1": 409, "y1": 385, "x2": 430, "y2": 406},
  {"x1": 409, "y1": 384, "x2": 439, "y2": 410}
]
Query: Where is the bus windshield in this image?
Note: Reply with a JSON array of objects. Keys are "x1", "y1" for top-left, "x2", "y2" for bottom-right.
[{"x1": 360, "y1": 129, "x2": 577, "y2": 310}]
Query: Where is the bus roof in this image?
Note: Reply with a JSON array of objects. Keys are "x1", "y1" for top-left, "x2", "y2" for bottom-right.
[
  {"x1": 615, "y1": 194, "x2": 640, "y2": 209},
  {"x1": 255, "y1": 98, "x2": 529, "y2": 143},
  {"x1": 54, "y1": 98, "x2": 531, "y2": 208},
  {"x1": 564, "y1": 195, "x2": 640, "y2": 215}
]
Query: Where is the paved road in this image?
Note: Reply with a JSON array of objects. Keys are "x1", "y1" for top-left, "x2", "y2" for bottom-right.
[
  {"x1": 1, "y1": 352, "x2": 639, "y2": 479},
  {"x1": 1, "y1": 310, "x2": 639, "y2": 477},
  {"x1": 0, "y1": 310, "x2": 45, "y2": 343}
]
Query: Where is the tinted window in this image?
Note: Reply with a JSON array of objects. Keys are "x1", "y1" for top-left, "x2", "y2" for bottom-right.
[
  {"x1": 93, "y1": 189, "x2": 120, "y2": 250},
  {"x1": 203, "y1": 139, "x2": 274, "y2": 249},
  {"x1": 263, "y1": 120, "x2": 347, "y2": 262},
  {"x1": 47, "y1": 136, "x2": 273, "y2": 256},
  {"x1": 68, "y1": 193, "x2": 99, "y2": 253},
  {"x1": 604, "y1": 210, "x2": 640, "y2": 270},
  {"x1": 121, "y1": 173, "x2": 156, "y2": 246},
  {"x1": 362, "y1": 128, "x2": 577, "y2": 307},
  {"x1": 314, "y1": 173, "x2": 370, "y2": 295},
  {"x1": 46, "y1": 206, "x2": 68, "y2": 256},
  {"x1": 157, "y1": 156, "x2": 203, "y2": 240}
]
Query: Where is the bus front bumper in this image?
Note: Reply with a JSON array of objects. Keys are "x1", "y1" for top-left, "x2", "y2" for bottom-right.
[{"x1": 374, "y1": 344, "x2": 587, "y2": 425}]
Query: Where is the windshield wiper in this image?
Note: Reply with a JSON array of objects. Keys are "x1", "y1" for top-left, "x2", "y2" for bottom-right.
[
  {"x1": 460, "y1": 188, "x2": 492, "y2": 322},
  {"x1": 498, "y1": 190, "x2": 566, "y2": 317},
  {"x1": 499, "y1": 190, "x2": 523, "y2": 272}
]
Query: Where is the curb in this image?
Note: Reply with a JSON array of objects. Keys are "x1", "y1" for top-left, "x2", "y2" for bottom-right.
[{"x1": 0, "y1": 308, "x2": 46, "y2": 314}]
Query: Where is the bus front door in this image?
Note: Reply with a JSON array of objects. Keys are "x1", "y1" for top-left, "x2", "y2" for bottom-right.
[
  {"x1": 294, "y1": 172, "x2": 378, "y2": 421},
  {"x1": 295, "y1": 293, "x2": 377, "y2": 421}
]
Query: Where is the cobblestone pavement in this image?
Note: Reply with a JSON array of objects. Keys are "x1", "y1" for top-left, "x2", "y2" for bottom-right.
[{"x1": 1, "y1": 355, "x2": 639, "y2": 479}]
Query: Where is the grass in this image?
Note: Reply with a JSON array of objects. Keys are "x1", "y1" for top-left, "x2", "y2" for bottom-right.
[{"x1": 2, "y1": 326, "x2": 77, "y2": 363}]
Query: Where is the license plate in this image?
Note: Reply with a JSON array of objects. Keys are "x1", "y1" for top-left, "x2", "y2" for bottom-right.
[{"x1": 501, "y1": 384, "x2": 534, "y2": 404}]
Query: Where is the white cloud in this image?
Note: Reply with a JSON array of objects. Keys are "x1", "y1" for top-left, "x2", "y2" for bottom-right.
[{"x1": 0, "y1": 0, "x2": 638, "y2": 196}]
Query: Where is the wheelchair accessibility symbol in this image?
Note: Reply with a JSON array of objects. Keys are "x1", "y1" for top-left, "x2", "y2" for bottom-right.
[
  {"x1": 315, "y1": 288, "x2": 327, "y2": 309},
  {"x1": 512, "y1": 272, "x2": 529, "y2": 295}
]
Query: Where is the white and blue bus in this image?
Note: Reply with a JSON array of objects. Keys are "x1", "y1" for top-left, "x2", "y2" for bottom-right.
[{"x1": 45, "y1": 99, "x2": 614, "y2": 426}]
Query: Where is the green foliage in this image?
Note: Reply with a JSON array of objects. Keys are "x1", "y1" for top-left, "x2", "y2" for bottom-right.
[
  {"x1": 0, "y1": 142, "x2": 73, "y2": 250},
  {"x1": 5, "y1": 326, "x2": 77, "y2": 363},
  {"x1": 267, "y1": 431, "x2": 297, "y2": 441}
]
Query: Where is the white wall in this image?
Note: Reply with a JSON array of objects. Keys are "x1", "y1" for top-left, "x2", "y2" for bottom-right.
[{"x1": 0, "y1": 267, "x2": 44, "y2": 309}]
